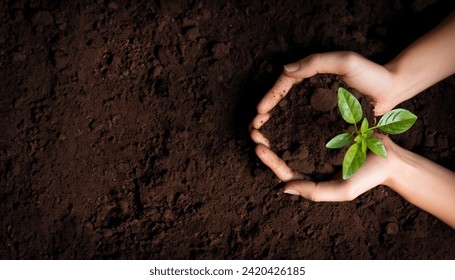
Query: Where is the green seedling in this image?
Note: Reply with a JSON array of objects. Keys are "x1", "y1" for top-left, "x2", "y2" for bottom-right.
[{"x1": 326, "y1": 87, "x2": 417, "y2": 179}]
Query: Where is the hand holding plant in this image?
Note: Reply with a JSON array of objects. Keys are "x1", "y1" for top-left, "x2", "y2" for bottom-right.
[
  {"x1": 251, "y1": 10, "x2": 455, "y2": 227},
  {"x1": 326, "y1": 87, "x2": 417, "y2": 179}
]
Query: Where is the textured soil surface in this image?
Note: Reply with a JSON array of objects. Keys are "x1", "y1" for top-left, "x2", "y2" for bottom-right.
[{"x1": 1, "y1": 0, "x2": 455, "y2": 259}]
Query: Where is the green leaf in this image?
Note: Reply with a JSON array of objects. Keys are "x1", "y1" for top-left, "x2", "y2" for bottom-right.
[
  {"x1": 364, "y1": 129, "x2": 374, "y2": 138},
  {"x1": 326, "y1": 133, "x2": 354, "y2": 149},
  {"x1": 338, "y1": 87, "x2": 363, "y2": 124},
  {"x1": 377, "y1": 109, "x2": 417, "y2": 134},
  {"x1": 342, "y1": 143, "x2": 366, "y2": 180},
  {"x1": 360, "y1": 118, "x2": 369, "y2": 133},
  {"x1": 361, "y1": 138, "x2": 367, "y2": 153},
  {"x1": 354, "y1": 134, "x2": 361, "y2": 143},
  {"x1": 366, "y1": 138, "x2": 387, "y2": 158}
]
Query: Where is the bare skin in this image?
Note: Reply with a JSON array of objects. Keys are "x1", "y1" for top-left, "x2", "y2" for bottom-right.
[{"x1": 251, "y1": 11, "x2": 455, "y2": 228}]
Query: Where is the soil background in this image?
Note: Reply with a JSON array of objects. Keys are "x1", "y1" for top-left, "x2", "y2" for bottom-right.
[{"x1": 1, "y1": 0, "x2": 455, "y2": 259}]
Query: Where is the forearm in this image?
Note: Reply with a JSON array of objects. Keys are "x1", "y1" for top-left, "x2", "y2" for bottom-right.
[
  {"x1": 385, "y1": 145, "x2": 455, "y2": 229},
  {"x1": 385, "y1": 10, "x2": 455, "y2": 105}
]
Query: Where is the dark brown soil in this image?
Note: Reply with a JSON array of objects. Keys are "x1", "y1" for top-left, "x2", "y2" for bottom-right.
[{"x1": 1, "y1": 0, "x2": 455, "y2": 259}]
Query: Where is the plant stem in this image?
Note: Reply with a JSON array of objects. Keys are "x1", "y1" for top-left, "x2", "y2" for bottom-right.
[
  {"x1": 354, "y1": 123, "x2": 359, "y2": 134},
  {"x1": 367, "y1": 126, "x2": 378, "y2": 131}
]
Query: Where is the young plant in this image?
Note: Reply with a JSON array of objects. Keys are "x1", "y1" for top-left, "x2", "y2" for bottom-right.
[{"x1": 326, "y1": 87, "x2": 417, "y2": 179}]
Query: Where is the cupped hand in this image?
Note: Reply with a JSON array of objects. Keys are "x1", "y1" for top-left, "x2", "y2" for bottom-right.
[
  {"x1": 249, "y1": 52, "x2": 404, "y2": 201},
  {"x1": 253, "y1": 133, "x2": 397, "y2": 202},
  {"x1": 255, "y1": 51, "x2": 399, "y2": 125}
]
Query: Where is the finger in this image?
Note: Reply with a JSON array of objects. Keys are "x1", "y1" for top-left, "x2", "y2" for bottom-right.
[
  {"x1": 255, "y1": 144, "x2": 303, "y2": 182},
  {"x1": 283, "y1": 179, "x2": 354, "y2": 202},
  {"x1": 283, "y1": 52, "x2": 359, "y2": 80},
  {"x1": 283, "y1": 149, "x2": 391, "y2": 202},
  {"x1": 373, "y1": 103, "x2": 392, "y2": 117},
  {"x1": 284, "y1": 176, "x2": 380, "y2": 202},
  {"x1": 370, "y1": 95, "x2": 395, "y2": 117},
  {"x1": 250, "y1": 129, "x2": 270, "y2": 147},
  {"x1": 257, "y1": 74, "x2": 297, "y2": 114},
  {"x1": 249, "y1": 113, "x2": 270, "y2": 130},
  {"x1": 286, "y1": 52, "x2": 394, "y2": 117},
  {"x1": 257, "y1": 52, "x2": 359, "y2": 115}
]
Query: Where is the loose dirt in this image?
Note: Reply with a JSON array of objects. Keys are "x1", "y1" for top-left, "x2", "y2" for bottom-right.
[{"x1": 1, "y1": 0, "x2": 455, "y2": 259}]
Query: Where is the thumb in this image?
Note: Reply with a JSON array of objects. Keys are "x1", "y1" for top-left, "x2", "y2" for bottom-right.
[
  {"x1": 283, "y1": 139, "x2": 394, "y2": 202},
  {"x1": 283, "y1": 179, "x2": 356, "y2": 202},
  {"x1": 373, "y1": 102, "x2": 394, "y2": 117}
]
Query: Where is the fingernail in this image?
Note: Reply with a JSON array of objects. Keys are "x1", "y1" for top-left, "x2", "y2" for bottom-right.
[
  {"x1": 284, "y1": 62, "x2": 299, "y2": 72},
  {"x1": 284, "y1": 189, "x2": 300, "y2": 196}
]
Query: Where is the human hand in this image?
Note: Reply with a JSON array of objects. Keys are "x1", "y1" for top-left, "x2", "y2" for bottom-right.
[
  {"x1": 250, "y1": 52, "x2": 403, "y2": 201},
  {"x1": 250, "y1": 15, "x2": 455, "y2": 225},
  {"x1": 256, "y1": 51, "x2": 399, "y2": 119},
  {"x1": 253, "y1": 134, "x2": 396, "y2": 201},
  {"x1": 250, "y1": 52, "x2": 401, "y2": 147},
  {"x1": 254, "y1": 124, "x2": 455, "y2": 229}
]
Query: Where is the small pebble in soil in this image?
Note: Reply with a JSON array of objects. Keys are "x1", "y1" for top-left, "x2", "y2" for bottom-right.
[
  {"x1": 278, "y1": 99, "x2": 288, "y2": 108},
  {"x1": 320, "y1": 163, "x2": 334, "y2": 174},
  {"x1": 32, "y1": 11, "x2": 54, "y2": 27},
  {"x1": 385, "y1": 222, "x2": 399, "y2": 235},
  {"x1": 290, "y1": 159, "x2": 315, "y2": 174},
  {"x1": 328, "y1": 150, "x2": 344, "y2": 166},
  {"x1": 185, "y1": 27, "x2": 200, "y2": 41},
  {"x1": 108, "y1": 2, "x2": 119, "y2": 9},
  {"x1": 12, "y1": 52, "x2": 27, "y2": 62},
  {"x1": 310, "y1": 88, "x2": 337, "y2": 111},
  {"x1": 212, "y1": 43, "x2": 230, "y2": 59}
]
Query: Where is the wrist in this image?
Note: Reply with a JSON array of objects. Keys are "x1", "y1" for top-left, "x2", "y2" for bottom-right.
[
  {"x1": 383, "y1": 140, "x2": 416, "y2": 192},
  {"x1": 383, "y1": 60, "x2": 425, "y2": 108}
]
